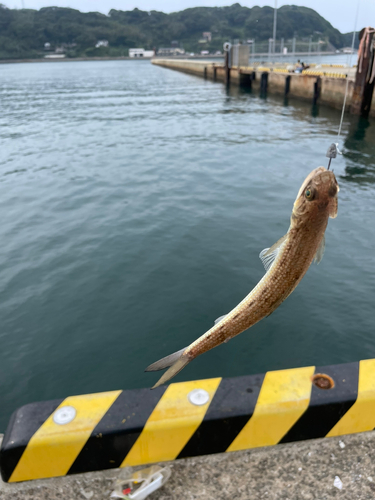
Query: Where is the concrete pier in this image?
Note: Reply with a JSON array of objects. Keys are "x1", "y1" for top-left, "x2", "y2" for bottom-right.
[
  {"x1": 2, "y1": 431, "x2": 375, "y2": 499},
  {"x1": 152, "y1": 59, "x2": 375, "y2": 118}
]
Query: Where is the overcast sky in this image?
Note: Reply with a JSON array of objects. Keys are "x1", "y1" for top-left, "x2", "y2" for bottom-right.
[{"x1": 5, "y1": 0, "x2": 374, "y2": 33}]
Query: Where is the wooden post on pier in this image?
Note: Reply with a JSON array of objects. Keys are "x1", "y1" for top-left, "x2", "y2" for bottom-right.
[{"x1": 351, "y1": 27, "x2": 375, "y2": 116}]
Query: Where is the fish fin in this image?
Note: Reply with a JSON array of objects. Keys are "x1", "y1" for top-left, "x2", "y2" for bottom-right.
[
  {"x1": 145, "y1": 348, "x2": 191, "y2": 389},
  {"x1": 259, "y1": 233, "x2": 288, "y2": 272},
  {"x1": 314, "y1": 235, "x2": 325, "y2": 264},
  {"x1": 214, "y1": 314, "x2": 227, "y2": 325},
  {"x1": 145, "y1": 347, "x2": 187, "y2": 371}
]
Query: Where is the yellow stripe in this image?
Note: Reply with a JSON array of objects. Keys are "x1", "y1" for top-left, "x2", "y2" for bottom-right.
[
  {"x1": 121, "y1": 378, "x2": 221, "y2": 467},
  {"x1": 227, "y1": 366, "x2": 314, "y2": 452},
  {"x1": 9, "y1": 391, "x2": 121, "y2": 482},
  {"x1": 327, "y1": 359, "x2": 375, "y2": 437}
]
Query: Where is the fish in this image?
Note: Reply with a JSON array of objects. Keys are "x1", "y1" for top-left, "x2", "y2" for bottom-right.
[{"x1": 146, "y1": 166, "x2": 339, "y2": 388}]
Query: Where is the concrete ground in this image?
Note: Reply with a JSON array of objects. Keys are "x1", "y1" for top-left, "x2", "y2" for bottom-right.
[{"x1": 1, "y1": 431, "x2": 375, "y2": 500}]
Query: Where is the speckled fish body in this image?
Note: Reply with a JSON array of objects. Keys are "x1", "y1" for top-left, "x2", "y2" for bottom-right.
[{"x1": 146, "y1": 167, "x2": 339, "y2": 388}]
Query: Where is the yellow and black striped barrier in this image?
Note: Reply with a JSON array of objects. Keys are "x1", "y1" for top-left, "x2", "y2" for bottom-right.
[
  {"x1": 302, "y1": 70, "x2": 347, "y2": 78},
  {"x1": 321, "y1": 63, "x2": 346, "y2": 68},
  {"x1": 2, "y1": 359, "x2": 375, "y2": 482}
]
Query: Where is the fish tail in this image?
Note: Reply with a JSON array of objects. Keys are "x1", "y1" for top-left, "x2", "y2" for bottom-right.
[{"x1": 145, "y1": 347, "x2": 190, "y2": 388}]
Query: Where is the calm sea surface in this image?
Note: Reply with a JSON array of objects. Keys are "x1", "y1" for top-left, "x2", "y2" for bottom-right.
[{"x1": 0, "y1": 60, "x2": 374, "y2": 431}]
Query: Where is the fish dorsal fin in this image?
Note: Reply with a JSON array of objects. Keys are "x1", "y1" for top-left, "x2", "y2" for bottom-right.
[
  {"x1": 214, "y1": 314, "x2": 227, "y2": 325},
  {"x1": 259, "y1": 233, "x2": 288, "y2": 272},
  {"x1": 314, "y1": 235, "x2": 325, "y2": 265}
]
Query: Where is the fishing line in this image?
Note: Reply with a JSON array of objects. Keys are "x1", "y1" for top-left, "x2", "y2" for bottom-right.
[{"x1": 326, "y1": 0, "x2": 361, "y2": 170}]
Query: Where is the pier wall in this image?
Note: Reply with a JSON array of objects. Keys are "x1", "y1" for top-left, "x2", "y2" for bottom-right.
[{"x1": 152, "y1": 59, "x2": 361, "y2": 113}]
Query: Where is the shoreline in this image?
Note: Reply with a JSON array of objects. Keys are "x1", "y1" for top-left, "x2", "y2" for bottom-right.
[
  {"x1": 0, "y1": 56, "x2": 145, "y2": 64},
  {"x1": 0, "y1": 52, "x2": 348, "y2": 65}
]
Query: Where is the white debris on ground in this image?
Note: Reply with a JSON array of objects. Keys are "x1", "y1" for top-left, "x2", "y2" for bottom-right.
[
  {"x1": 80, "y1": 490, "x2": 94, "y2": 499},
  {"x1": 334, "y1": 476, "x2": 343, "y2": 490},
  {"x1": 339, "y1": 440, "x2": 346, "y2": 449}
]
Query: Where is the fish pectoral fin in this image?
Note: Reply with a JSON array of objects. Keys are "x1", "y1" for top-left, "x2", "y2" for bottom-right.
[
  {"x1": 314, "y1": 235, "x2": 325, "y2": 265},
  {"x1": 259, "y1": 233, "x2": 288, "y2": 272},
  {"x1": 214, "y1": 314, "x2": 227, "y2": 325},
  {"x1": 145, "y1": 347, "x2": 191, "y2": 389}
]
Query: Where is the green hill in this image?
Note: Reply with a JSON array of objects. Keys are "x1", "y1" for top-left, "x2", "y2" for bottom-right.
[{"x1": 0, "y1": 2, "x2": 356, "y2": 60}]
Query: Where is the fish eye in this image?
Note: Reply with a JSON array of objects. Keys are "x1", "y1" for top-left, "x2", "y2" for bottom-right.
[{"x1": 305, "y1": 188, "x2": 313, "y2": 200}]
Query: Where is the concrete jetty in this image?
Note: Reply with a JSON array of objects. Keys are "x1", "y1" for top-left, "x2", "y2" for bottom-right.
[
  {"x1": 2, "y1": 431, "x2": 375, "y2": 499},
  {"x1": 152, "y1": 58, "x2": 375, "y2": 118}
]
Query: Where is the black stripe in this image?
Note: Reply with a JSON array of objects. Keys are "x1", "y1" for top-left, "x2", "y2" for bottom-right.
[
  {"x1": 279, "y1": 362, "x2": 359, "y2": 443},
  {"x1": 177, "y1": 373, "x2": 265, "y2": 458},
  {"x1": 0, "y1": 399, "x2": 63, "y2": 482},
  {"x1": 68, "y1": 386, "x2": 166, "y2": 474}
]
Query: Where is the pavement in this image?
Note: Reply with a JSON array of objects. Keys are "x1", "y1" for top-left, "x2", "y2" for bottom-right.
[{"x1": 1, "y1": 431, "x2": 375, "y2": 499}]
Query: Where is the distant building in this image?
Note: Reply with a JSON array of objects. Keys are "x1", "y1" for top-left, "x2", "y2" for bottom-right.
[
  {"x1": 44, "y1": 42, "x2": 51, "y2": 50},
  {"x1": 202, "y1": 32, "x2": 212, "y2": 42},
  {"x1": 157, "y1": 48, "x2": 185, "y2": 56},
  {"x1": 44, "y1": 54, "x2": 66, "y2": 59},
  {"x1": 95, "y1": 40, "x2": 109, "y2": 48},
  {"x1": 171, "y1": 41, "x2": 179, "y2": 47},
  {"x1": 129, "y1": 48, "x2": 155, "y2": 58},
  {"x1": 200, "y1": 50, "x2": 209, "y2": 55}
]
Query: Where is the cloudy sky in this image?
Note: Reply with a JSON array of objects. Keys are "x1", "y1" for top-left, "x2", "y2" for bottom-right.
[{"x1": 5, "y1": 0, "x2": 374, "y2": 33}]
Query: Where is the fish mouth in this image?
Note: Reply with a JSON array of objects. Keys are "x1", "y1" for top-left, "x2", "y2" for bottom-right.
[{"x1": 317, "y1": 170, "x2": 339, "y2": 198}]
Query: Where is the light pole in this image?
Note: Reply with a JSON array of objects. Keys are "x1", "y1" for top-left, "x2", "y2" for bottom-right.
[{"x1": 272, "y1": 0, "x2": 277, "y2": 55}]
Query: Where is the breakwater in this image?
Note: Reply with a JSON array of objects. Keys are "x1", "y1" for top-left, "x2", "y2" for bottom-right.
[{"x1": 152, "y1": 59, "x2": 375, "y2": 117}]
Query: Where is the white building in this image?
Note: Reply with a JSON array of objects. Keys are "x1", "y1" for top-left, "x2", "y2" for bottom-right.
[
  {"x1": 129, "y1": 48, "x2": 155, "y2": 58},
  {"x1": 44, "y1": 54, "x2": 66, "y2": 59},
  {"x1": 157, "y1": 48, "x2": 185, "y2": 56}
]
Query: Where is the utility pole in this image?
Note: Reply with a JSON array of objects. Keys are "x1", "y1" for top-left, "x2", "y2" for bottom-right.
[
  {"x1": 272, "y1": 0, "x2": 277, "y2": 55},
  {"x1": 21, "y1": 0, "x2": 25, "y2": 8},
  {"x1": 308, "y1": 35, "x2": 312, "y2": 56}
]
